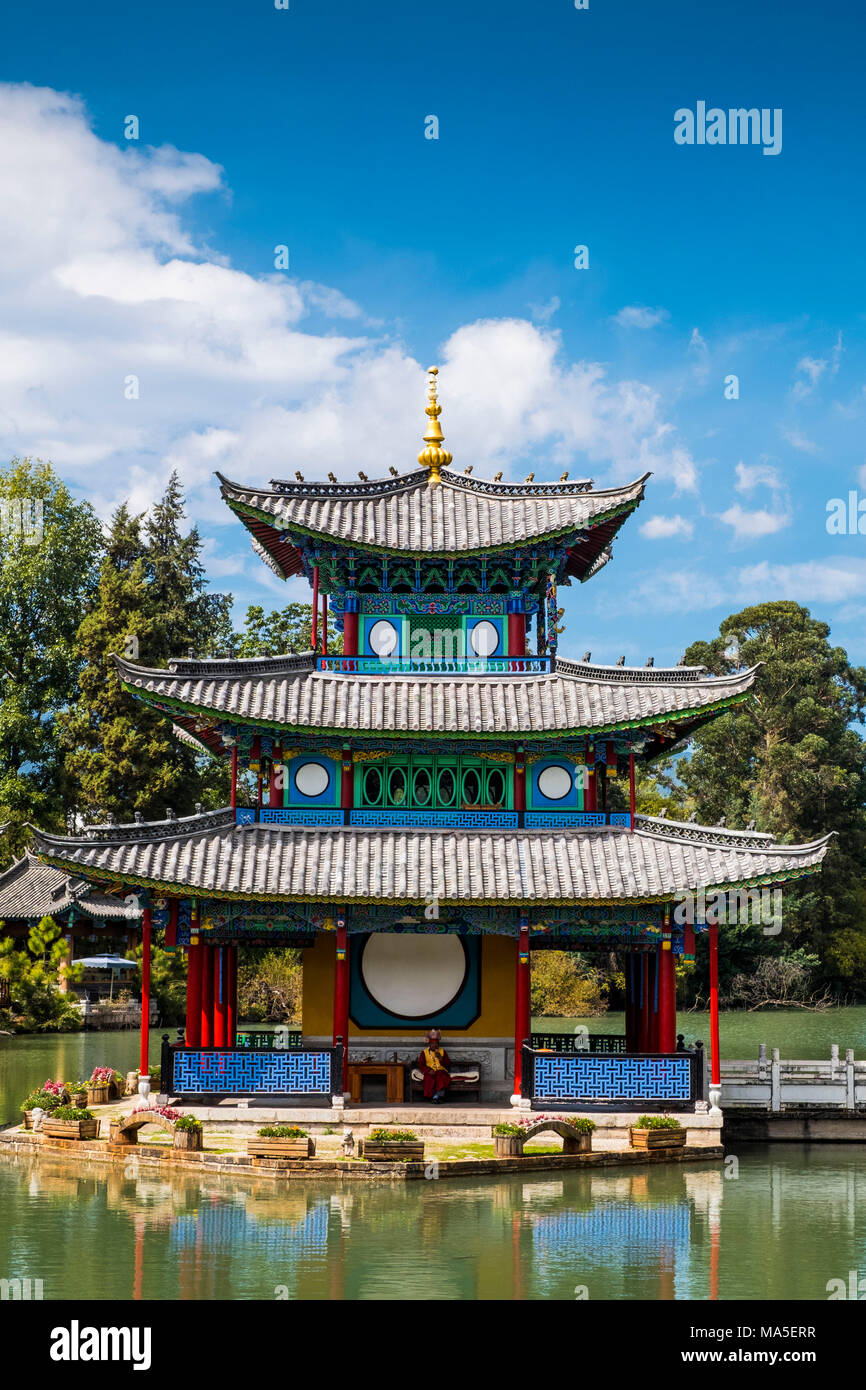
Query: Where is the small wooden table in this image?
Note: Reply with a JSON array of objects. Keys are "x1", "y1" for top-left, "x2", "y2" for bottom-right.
[{"x1": 348, "y1": 1062, "x2": 405, "y2": 1103}]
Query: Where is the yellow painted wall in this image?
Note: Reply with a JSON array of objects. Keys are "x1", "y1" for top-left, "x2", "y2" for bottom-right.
[{"x1": 302, "y1": 933, "x2": 516, "y2": 1038}]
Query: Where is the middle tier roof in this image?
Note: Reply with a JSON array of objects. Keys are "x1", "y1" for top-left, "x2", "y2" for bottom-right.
[{"x1": 114, "y1": 651, "x2": 759, "y2": 751}]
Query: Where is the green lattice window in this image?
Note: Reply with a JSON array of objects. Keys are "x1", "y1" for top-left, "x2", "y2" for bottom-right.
[{"x1": 356, "y1": 754, "x2": 511, "y2": 810}]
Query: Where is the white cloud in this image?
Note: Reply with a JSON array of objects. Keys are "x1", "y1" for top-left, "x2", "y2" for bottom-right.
[
  {"x1": 719, "y1": 504, "x2": 791, "y2": 539},
  {"x1": 737, "y1": 560, "x2": 866, "y2": 605},
  {"x1": 640, "y1": 514, "x2": 694, "y2": 539},
  {"x1": 782, "y1": 426, "x2": 821, "y2": 455},
  {"x1": 0, "y1": 80, "x2": 701, "y2": 587},
  {"x1": 735, "y1": 459, "x2": 784, "y2": 492},
  {"x1": 528, "y1": 295, "x2": 560, "y2": 324},
  {"x1": 614, "y1": 305, "x2": 670, "y2": 330}
]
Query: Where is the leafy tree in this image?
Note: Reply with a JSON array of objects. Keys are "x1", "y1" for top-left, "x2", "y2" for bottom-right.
[
  {"x1": 237, "y1": 948, "x2": 302, "y2": 1023},
  {"x1": 59, "y1": 481, "x2": 233, "y2": 822},
  {"x1": 530, "y1": 952, "x2": 608, "y2": 1017},
  {"x1": 680, "y1": 602, "x2": 866, "y2": 992},
  {"x1": 230, "y1": 602, "x2": 342, "y2": 657},
  {"x1": 0, "y1": 916, "x2": 83, "y2": 1032},
  {"x1": 0, "y1": 458, "x2": 102, "y2": 848}
]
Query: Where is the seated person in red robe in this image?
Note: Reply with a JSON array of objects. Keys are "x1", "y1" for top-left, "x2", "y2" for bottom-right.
[{"x1": 417, "y1": 1029, "x2": 451, "y2": 1103}]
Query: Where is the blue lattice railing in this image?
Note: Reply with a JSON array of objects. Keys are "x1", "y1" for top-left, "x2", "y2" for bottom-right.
[
  {"x1": 524, "y1": 812, "x2": 633, "y2": 829},
  {"x1": 317, "y1": 655, "x2": 551, "y2": 676},
  {"x1": 522, "y1": 1046, "x2": 703, "y2": 1109},
  {"x1": 163, "y1": 1042, "x2": 342, "y2": 1098}
]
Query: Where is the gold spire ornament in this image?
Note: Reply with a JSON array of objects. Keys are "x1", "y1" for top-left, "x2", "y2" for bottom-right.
[{"x1": 418, "y1": 366, "x2": 452, "y2": 488}]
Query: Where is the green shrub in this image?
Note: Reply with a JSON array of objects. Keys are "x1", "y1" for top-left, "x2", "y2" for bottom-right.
[
  {"x1": 368, "y1": 1128, "x2": 418, "y2": 1142},
  {"x1": 258, "y1": 1125, "x2": 308, "y2": 1138},
  {"x1": 636, "y1": 1115, "x2": 682, "y2": 1129},
  {"x1": 50, "y1": 1106, "x2": 93, "y2": 1121},
  {"x1": 493, "y1": 1123, "x2": 523, "y2": 1136},
  {"x1": 173, "y1": 1115, "x2": 202, "y2": 1133},
  {"x1": 21, "y1": 1088, "x2": 63, "y2": 1112},
  {"x1": 567, "y1": 1116, "x2": 596, "y2": 1133}
]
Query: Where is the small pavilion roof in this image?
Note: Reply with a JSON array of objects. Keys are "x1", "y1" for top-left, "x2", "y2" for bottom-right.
[
  {"x1": 30, "y1": 809, "x2": 832, "y2": 908},
  {"x1": 0, "y1": 851, "x2": 141, "y2": 922},
  {"x1": 114, "y1": 652, "x2": 759, "y2": 752},
  {"x1": 217, "y1": 469, "x2": 649, "y2": 582}
]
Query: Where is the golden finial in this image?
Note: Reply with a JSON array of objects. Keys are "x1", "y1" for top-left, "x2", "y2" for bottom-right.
[{"x1": 417, "y1": 366, "x2": 452, "y2": 488}]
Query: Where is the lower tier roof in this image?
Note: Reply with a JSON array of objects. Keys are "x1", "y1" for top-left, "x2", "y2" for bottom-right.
[
  {"x1": 0, "y1": 852, "x2": 140, "y2": 921},
  {"x1": 30, "y1": 810, "x2": 832, "y2": 907}
]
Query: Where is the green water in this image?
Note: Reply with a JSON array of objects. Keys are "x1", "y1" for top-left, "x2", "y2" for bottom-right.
[
  {"x1": 0, "y1": 1145, "x2": 863, "y2": 1300},
  {"x1": 0, "y1": 1030, "x2": 163, "y2": 1125}
]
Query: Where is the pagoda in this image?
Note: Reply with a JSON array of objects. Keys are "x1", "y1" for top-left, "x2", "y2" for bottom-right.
[{"x1": 32, "y1": 369, "x2": 831, "y2": 1113}]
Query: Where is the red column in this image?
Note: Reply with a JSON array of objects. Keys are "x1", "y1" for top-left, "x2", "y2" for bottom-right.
[
  {"x1": 629, "y1": 751, "x2": 636, "y2": 829},
  {"x1": 226, "y1": 946, "x2": 237, "y2": 1047},
  {"x1": 230, "y1": 743, "x2": 238, "y2": 811},
  {"x1": 201, "y1": 946, "x2": 214, "y2": 1048},
  {"x1": 333, "y1": 918, "x2": 349, "y2": 1092},
  {"x1": 269, "y1": 753, "x2": 281, "y2": 808},
  {"x1": 213, "y1": 947, "x2": 227, "y2": 1047},
  {"x1": 586, "y1": 766, "x2": 597, "y2": 812},
  {"x1": 322, "y1": 594, "x2": 328, "y2": 656},
  {"x1": 185, "y1": 942, "x2": 203, "y2": 1047},
  {"x1": 658, "y1": 945, "x2": 676, "y2": 1053},
  {"x1": 140, "y1": 906, "x2": 152, "y2": 1076},
  {"x1": 507, "y1": 611, "x2": 526, "y2": 657},
  {"x1": 514, "y1": 749, "x2": 526, "y2": 822},
  {"x1": 341, "y1": 749, "x2": 353, "y2": 817},
  {"x1": 648, "y1": 951, "x2": 660, "y2": 1051},
  {"x1": 343, "y1": 609, "x2": 359, "y2": 657},
  {"x1": 311, "y1": 565, "x2": 319, "y2": 651},
  {"x1": 512, "y1": 920, "x2": 531, "y2": 1095},
  {"x1": 709, "y1": 921, "x2": 721, "y2": 1085}
]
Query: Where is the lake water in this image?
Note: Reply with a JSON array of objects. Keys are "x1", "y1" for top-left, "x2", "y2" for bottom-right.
[{"x1": 0, "y1": 1144, "x2": 863, "y2": 1300}]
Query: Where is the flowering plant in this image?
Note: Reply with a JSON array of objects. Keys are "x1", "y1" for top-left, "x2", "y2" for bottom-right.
[
  {"x1": 132, "y1": 1105, "x2": 181, "y2": 1121},
  {"x1": 90, "y1": 1067, "x2": 114, "y2": 1085},
  {"x1": 43, "y1": 1079, "x2": 68, "y2": 1097}
]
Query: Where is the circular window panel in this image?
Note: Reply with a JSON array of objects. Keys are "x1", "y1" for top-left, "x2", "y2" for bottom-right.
[
  {"x1": 537, "y1": 763, "x2": 573, "y2": 801},
  {"x1": 369, "y1": 620, "x2": 399, "y2": 656},
  {"x1": 360, "y1": 934, "x2": 468, "y2": 1018},
  {"x1": 293, "y1": 761, "x2": 330, "y2": 798},
  {"x1": 469, "y1": 619, "x2": 499, "y2": 657}
]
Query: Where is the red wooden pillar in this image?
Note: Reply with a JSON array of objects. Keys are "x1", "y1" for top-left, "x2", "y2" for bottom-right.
[
  {"x1": 140, "y1": 906, "x2": 152, "y2": 1076},
  {"x1": 311, "y1": 565, "x2": 319, "y2": 651},
  {"x1": 230, "y1": 743, "x2": 238, "y2": 812},
  {"x1": 341, "y1": 747, "x2": 353, "y2": 817},
  {"x1": 514, "y1": 748, "x2": 526, "y2": 823},
  {"x1": 343, "y1": 608, "x2": 359, "y2": 657},
  {"x1": 322, "y1": 594, "x2": 328, "y2": 656},
  {"x1": 586, "y1": 766, "x2": 597, "y2": 813},
  {"x1": 512, "y1": 919, "x2": 531, "y2": 1095},
  {"x1": 226, "y1": 946, "x2": 237, "y2": 1047},
  {"x1": 709, "y1": 921, "x2": 721, "y2": 1086},
  {"x1": 269, "y1": 751, "x2": 281, "y2": 808},
  {"x1": 648, "y1": 950, "x2": 660, "y2": 1051},
  {"x1": 629, "y1": 751, "x2": 636, "y2": 828},
  {"x1": 213, "y1": 947, "x2": 227, "y2": 1047},
  {"x1": 507, "y1": 609, "x2": 526, "y2": 657},
  {"x1": 658, "y1": 944, "x2": 677, "y2": 1054},
  {"x1": 201, "y1": 946, "x2": 214, "y2": 1048},
  {"x1": 333, "y1": 916, "x2": 349, "y2": 1092},
  {"x1": 185, "y1": 942, "x2": 203, "y2": 1047}
]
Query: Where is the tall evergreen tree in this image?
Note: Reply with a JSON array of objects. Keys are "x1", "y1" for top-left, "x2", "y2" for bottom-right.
[
  {"x1": 59, "y1": 478, "x2": 232, "y2": 823},
  {"x1": 0, "y1": 458, "x2": 102, "y2": 854}
]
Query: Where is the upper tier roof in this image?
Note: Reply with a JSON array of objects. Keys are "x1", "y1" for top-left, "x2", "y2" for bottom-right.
[
  {"x1": 217, "y1": 468, "x2": 649, "y2": 581},
  {"x1": 30, "y1": 809, "x2": 832, "y2": 906},
  {"x1": 113, "y1": 651, "x2": 759, "y2": 750},
  {"x1": 0, "y1": 851, "x2": 140, "y2": 921}
]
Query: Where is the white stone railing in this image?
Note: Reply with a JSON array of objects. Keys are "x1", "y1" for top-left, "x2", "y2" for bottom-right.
[{"x1": 721, "y1": 1045, "x2": 866, "y2": 1111}]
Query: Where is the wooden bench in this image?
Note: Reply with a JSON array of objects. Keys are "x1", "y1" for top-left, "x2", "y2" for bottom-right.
[{"x1": 409, "y1": 1059, "x2": 483, "y2": 1103}]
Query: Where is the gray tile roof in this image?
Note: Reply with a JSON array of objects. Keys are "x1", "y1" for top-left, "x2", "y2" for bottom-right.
[
  {"x1": 0, "y1": 852, "x2": 141, "y2": 920},
  {"x1": 31, "y1": 811, "x2": 832, "y2": 905},
  {"x1": 217, "y1": 469, "x2": 648, "y2": 556},
  {"x1": 116, "y1": 653, "x2": 758, "y2": 741}
]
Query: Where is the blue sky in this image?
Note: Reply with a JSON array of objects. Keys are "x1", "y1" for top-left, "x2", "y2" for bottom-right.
[{"x1": 1, "y1": 0, "x2": 865, "y2": 664}]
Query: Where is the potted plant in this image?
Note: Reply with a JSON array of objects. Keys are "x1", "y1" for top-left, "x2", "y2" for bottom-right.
[
  {"x1": 42, "y1": 1105, "x2": 99, "y2": 1141},
  {"x1": 20, "y1": 1089, "x2": 64, "y2": 1129},
  {"x1": 108, "y1": 1071, "x2": 126, "y2": 1101},
  {"x1": 629, "y1": 1115, "x2": 687, "y2": 1151},
  {"x1": 247, "y1": 1125, "x2": 315, "y2": 1159},
  {"x1": 87, "y1": 1067, "x2": 114, "y2": 1106},
  {"x1": 173, "y1": 1115, "x2": 204, "y2": 1151},
  {"x1": 67, "y1": 1081, "x2": 89, "y2": 1108},
  {"x1": 493, "y1": 1122, "x2": 525, "y2": 1157},
  {"x1": 358, "y1": 1128, "x2": 424, "y2": 1162}
]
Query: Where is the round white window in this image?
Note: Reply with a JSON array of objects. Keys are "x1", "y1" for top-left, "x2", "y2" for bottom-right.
[
  {"x1": 369, "y1": 619, "x2": 399, "y2": 656},
  {"x1": 293, "y1": 761, "x2": 330, "y2": 798},
  {"x1": 360, "y1": 934, "x2": 467, "y2": 1018},
  {"x1": 537, "y1": 763, "x2": 573, "y2": 801},
  {"x1": 470, "y1": 619, "x2": 499, "y2": 657}
]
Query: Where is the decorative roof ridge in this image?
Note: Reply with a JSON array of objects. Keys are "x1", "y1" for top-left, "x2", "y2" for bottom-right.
[
  {"x1": 553, "y1": 658, "x2": 760, "y2": 689},
  {"x1": 0, "y1": 849, "x2": 39, "y2": 889},
  {"x1": 28, "y1": 807, "x2": 236, "y2": 848},
  {"x1": 217, "y1": 469, "x2": 650, "y2": 504},
  {"x1": 636, "y1": 814, "x2": 835, "y2": 855},
  {"x1": 113, "y1": 652, "x2": 317, "y2": 682}
]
